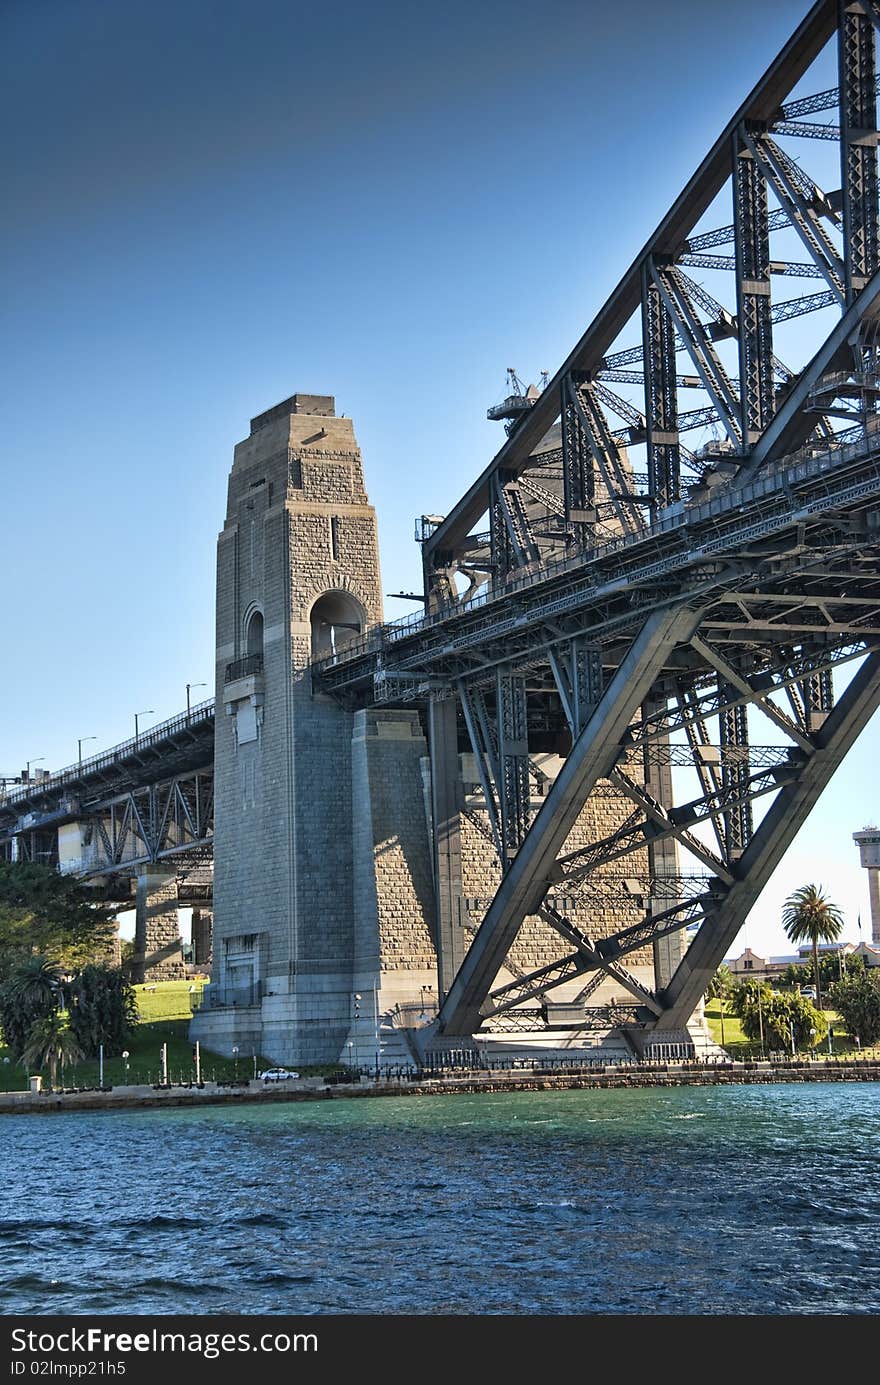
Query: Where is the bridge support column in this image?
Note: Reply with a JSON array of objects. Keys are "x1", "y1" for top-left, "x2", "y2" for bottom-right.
[
  {"x1": 191, "y1": 908, "x2": 213, "y2": 968},
  {"x1": 348, "y1": 708, "x2": 438, "y2": 1063},
  {"x1": 429, "y1": 695, "x2": 466, "y2": 1000},
  {"x1": 642, "y1": 697, "x2": 683, "y2": 992},
  {"x1": 133, "y1": 872, "x2": 185, "y2": 983}
]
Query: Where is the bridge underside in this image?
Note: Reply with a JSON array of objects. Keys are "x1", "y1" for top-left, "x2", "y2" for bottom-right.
[
  {"x1": 4, "y1": 0, "x2": 880, "y2": 1060},
  {"x1": 312, "y1": 0, "x2": 880, "y2": 1053}
]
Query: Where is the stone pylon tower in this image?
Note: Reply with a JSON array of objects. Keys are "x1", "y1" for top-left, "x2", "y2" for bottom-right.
[
  {"x1": 853, "y1": 827, "x2": 880, "y2": 943},
  {"x1": 191, "y1": 394, "x2": 438, "y2": 1066}
]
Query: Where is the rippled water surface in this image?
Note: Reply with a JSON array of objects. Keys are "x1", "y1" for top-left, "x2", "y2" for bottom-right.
[{"x1": 3, "y1": 1084, "x2": 879, "y2": 1315}]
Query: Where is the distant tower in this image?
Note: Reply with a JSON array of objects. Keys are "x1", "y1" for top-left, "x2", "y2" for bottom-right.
[
  {"x1": 853, "y1": 827, "x2": 880, "y2": 944},
  {"x1": 191, "y1": 393, "x2": 438, "y2": 1066}
]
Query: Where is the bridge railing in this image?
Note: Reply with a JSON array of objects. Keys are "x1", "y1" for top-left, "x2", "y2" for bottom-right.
[
  {"x1": 312, "y1": 421, "x2": 875, "y2": 677},
  {"x1": 224, "y1": 653, "x2": 263, "y2": 683},
  {"x1": 0, "y1": 697, "x2": 216, "y2": 809},
  {"x1": 198, "y1": 981, "x2": 263, "y2": 1009}
]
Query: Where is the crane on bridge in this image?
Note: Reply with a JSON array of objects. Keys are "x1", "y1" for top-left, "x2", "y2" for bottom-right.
[{"x1": 487, "y1": 368, "x2": 550, "y2": 435}]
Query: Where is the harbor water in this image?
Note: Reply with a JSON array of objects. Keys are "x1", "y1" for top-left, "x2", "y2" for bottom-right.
[{"x1": 3, "y1": 1082, "x2": 879, "y2": 1315}]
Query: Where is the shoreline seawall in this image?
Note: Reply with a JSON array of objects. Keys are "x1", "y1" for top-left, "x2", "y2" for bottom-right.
[{"x1": 3, "y1": 1058, "x2": 880, "y2": 1115}]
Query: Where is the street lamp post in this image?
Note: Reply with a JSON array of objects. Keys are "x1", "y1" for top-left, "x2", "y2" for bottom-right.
[
  {"x1": 134, "y1": 711, "x2": 154, "y2": 747},
  {"x1": 77, "y1": 736, "x2": 97, "y2": 771},
  {"x1": 186, "y1": 683, "x2": 206, "y2": 721},
  {"x1": 232, "y1": 1045, "x2": 239, "y2": 1080},
  {"x1": 122, "y1": 1050, "x2": 130, "y2": 1083},
  {"x1": 25, "y1": 756, "x2": 45, "y2": 783}
]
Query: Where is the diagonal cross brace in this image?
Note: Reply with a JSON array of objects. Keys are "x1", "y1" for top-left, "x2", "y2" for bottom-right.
[
  {"x1": 656, "y1": 649, "x2": 880, "y2": 1029},
  {"x1": 538, "y1": 902, "x2": 663, "y2": 1015},
  {"x1": 690, "y1": 634, "x2": 816, "y2": 752},
  {"x1": 437, "y1": 605, "x2": 699, "y2": 1036}
]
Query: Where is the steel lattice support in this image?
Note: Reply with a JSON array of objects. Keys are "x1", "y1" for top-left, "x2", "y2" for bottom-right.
[
  {"x1": 561, "y1": 373, "x2": 596, "y2": 544},
  {"x1": 658, "y1": 650, "x2": 880, "y2": 1029},
  {"x1": 497, "y1": 669, "x2": 530, "y2": 867},
  {"x1": 651, "y1": 264, "x2": 743, "y2": 449},
  {"x1": 458, "y1": 683, "x2": 503, "y2": 858},
  {"x1": 562, "y1": 373, "x2": 642, "y2": 537},
  {"x1": 641, "y1": 260, "x2": 681, "y2": 509},
  {"x1": 490, "y1": 470, "x2": 539, "y2": 583},
  {"x1": 641, "y1": 695, "x2": 683, "y2": 989},
  {"x1": 438, "y1": 606, "x2": 698, "y2": 1036},
  {"x1": 719, "y1": 689, "x2": 753, "y2": 859},
  {"x1": 839, "y1": 1, "x2": 880, "y2": 300},
  {"x1": 802, "y1": 665, "x2": 836, "y2": 731},
  {"x1": 549, "y1": 637, "x2": 603, "y2": 739},
  {"x1": 733, "y1": 130, "x2": 775, "y2": 442},
  {"x1": 78, "y1": 769, "x2": 214, "y2": 874}
]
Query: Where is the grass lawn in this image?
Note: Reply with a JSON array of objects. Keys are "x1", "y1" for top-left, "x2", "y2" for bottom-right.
[
  {"x1": 0, "y1": 979, "x2": 350, "y2": 1090},
  {"x1": 0, "y1": 979, "x2": 273, "y2": 1091},
  {"x1": 704, "y1": 997, "x2": 880, "y2": 1059},
  {"x1": 134, "y1": 978, "x2": 208, "y2": 1023}
]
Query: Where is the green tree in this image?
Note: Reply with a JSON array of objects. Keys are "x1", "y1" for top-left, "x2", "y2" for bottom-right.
[
  {"x1": 67, "y1": 964, "x2": 138, "y2": 1057},
  {"x1": 733, "y1": 983, "x2": 826, "y2": 1051},
  {"x1": 781, "y1": 884, "x2": 844, "y2": 1012},
  {"x1": 814, "y1": 949, "x2": 861, "y2": 990},
  {"x1": 0, "y1": 862, "x2": 115, "y2": 980},
  {"x1": 0, "y1": 954, "x2": 63, "y2": 1058},
  {"x1": 829, "y1": 970, "x2": 880, "y2": 1047},
  {"x1": 706, "y1": 964, "x2": 732, "y2": 1000},
  {"x1": 21, "y1": 1012, "x2": 83, "y2": 1090},
  {"x1": 778, "y1": 963, "x2": 805, "y2": 991}
]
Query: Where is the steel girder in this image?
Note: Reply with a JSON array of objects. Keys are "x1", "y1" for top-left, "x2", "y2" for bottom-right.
[
  {"x1": 548, "y1": 637, "x2": 603, "y2": 740},
  {"x1": 733, "y1": 132, "x2": 775, "y2": 443},
  {"x1": 656, "y1": 649, "x2": 880, "y2": 1028},
  {"x1": 440, "y1": 623, "x2": 880, "y2": 1037},
  {"x1": 420, "y1": 0, "x2": 844, "y2": 589},
  {"x1": 311, "y1": 0, "x2": 880, "y2": 1043},
  {"x1": 78, "y1": 769, "x2": 214, "y2": 875},
  {"x1": 438, "y1": 606, "x2": 699, "y2": 1036},
  {"x1": 641, "y1": 262, "x2": 681, "y2": 510},
  {"x1": 839, "y1": 1, "x2": 880, "y2": 301}
]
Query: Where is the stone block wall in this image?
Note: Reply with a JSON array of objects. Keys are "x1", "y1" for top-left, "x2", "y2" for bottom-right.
[{"x1": 133, "y1": 873, "x2": 185, "y2": 982}]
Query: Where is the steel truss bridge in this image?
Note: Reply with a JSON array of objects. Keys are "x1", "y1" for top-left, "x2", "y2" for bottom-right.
[
  {"x1": 0, "y1": 702, "x2": 214, "y2": 900},
  {"x1": 312, "y1": 0, "x2": 880, "y2": 1042},
  {"x1": 3, "y1": 0, "x2": 880, "y2": 1049}
]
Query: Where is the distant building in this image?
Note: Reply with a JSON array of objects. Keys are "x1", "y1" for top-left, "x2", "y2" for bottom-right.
[
  {"x1": 851, "y1": 942, "x2": 880, "y2": 969},
  {"x1": 725, "y1": 941, "x2": 861, "y2": 982}
]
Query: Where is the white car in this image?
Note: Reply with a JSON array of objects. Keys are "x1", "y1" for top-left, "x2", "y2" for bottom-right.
[{"x1": 260, "y1": 1068, "x2": 300, "y2": 1082}]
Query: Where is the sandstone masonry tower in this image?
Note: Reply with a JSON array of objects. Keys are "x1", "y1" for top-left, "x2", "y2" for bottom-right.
[
  {"x1": 191, "y1": 394, "x2": 438, "y2": 1066},
  {"x1": 192, "y1": 391, "x2": 691, "y2": 1068}
]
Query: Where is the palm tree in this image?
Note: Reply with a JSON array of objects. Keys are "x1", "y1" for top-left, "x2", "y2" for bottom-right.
[
  {"x1": 8, "y1": 954, "x2": 63, "y2": 1015},
  {"x1": 21, "y1": 1013, "x2": 82, "y2": 1090},
  {"x1": 782, "y1": 884, "x2": 844, "y2": 1012}
]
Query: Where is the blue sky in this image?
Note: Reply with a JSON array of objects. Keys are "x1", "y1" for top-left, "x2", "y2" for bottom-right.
[{"x1": 2, "y1": 0, "x2": 877, "y2": 956}]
